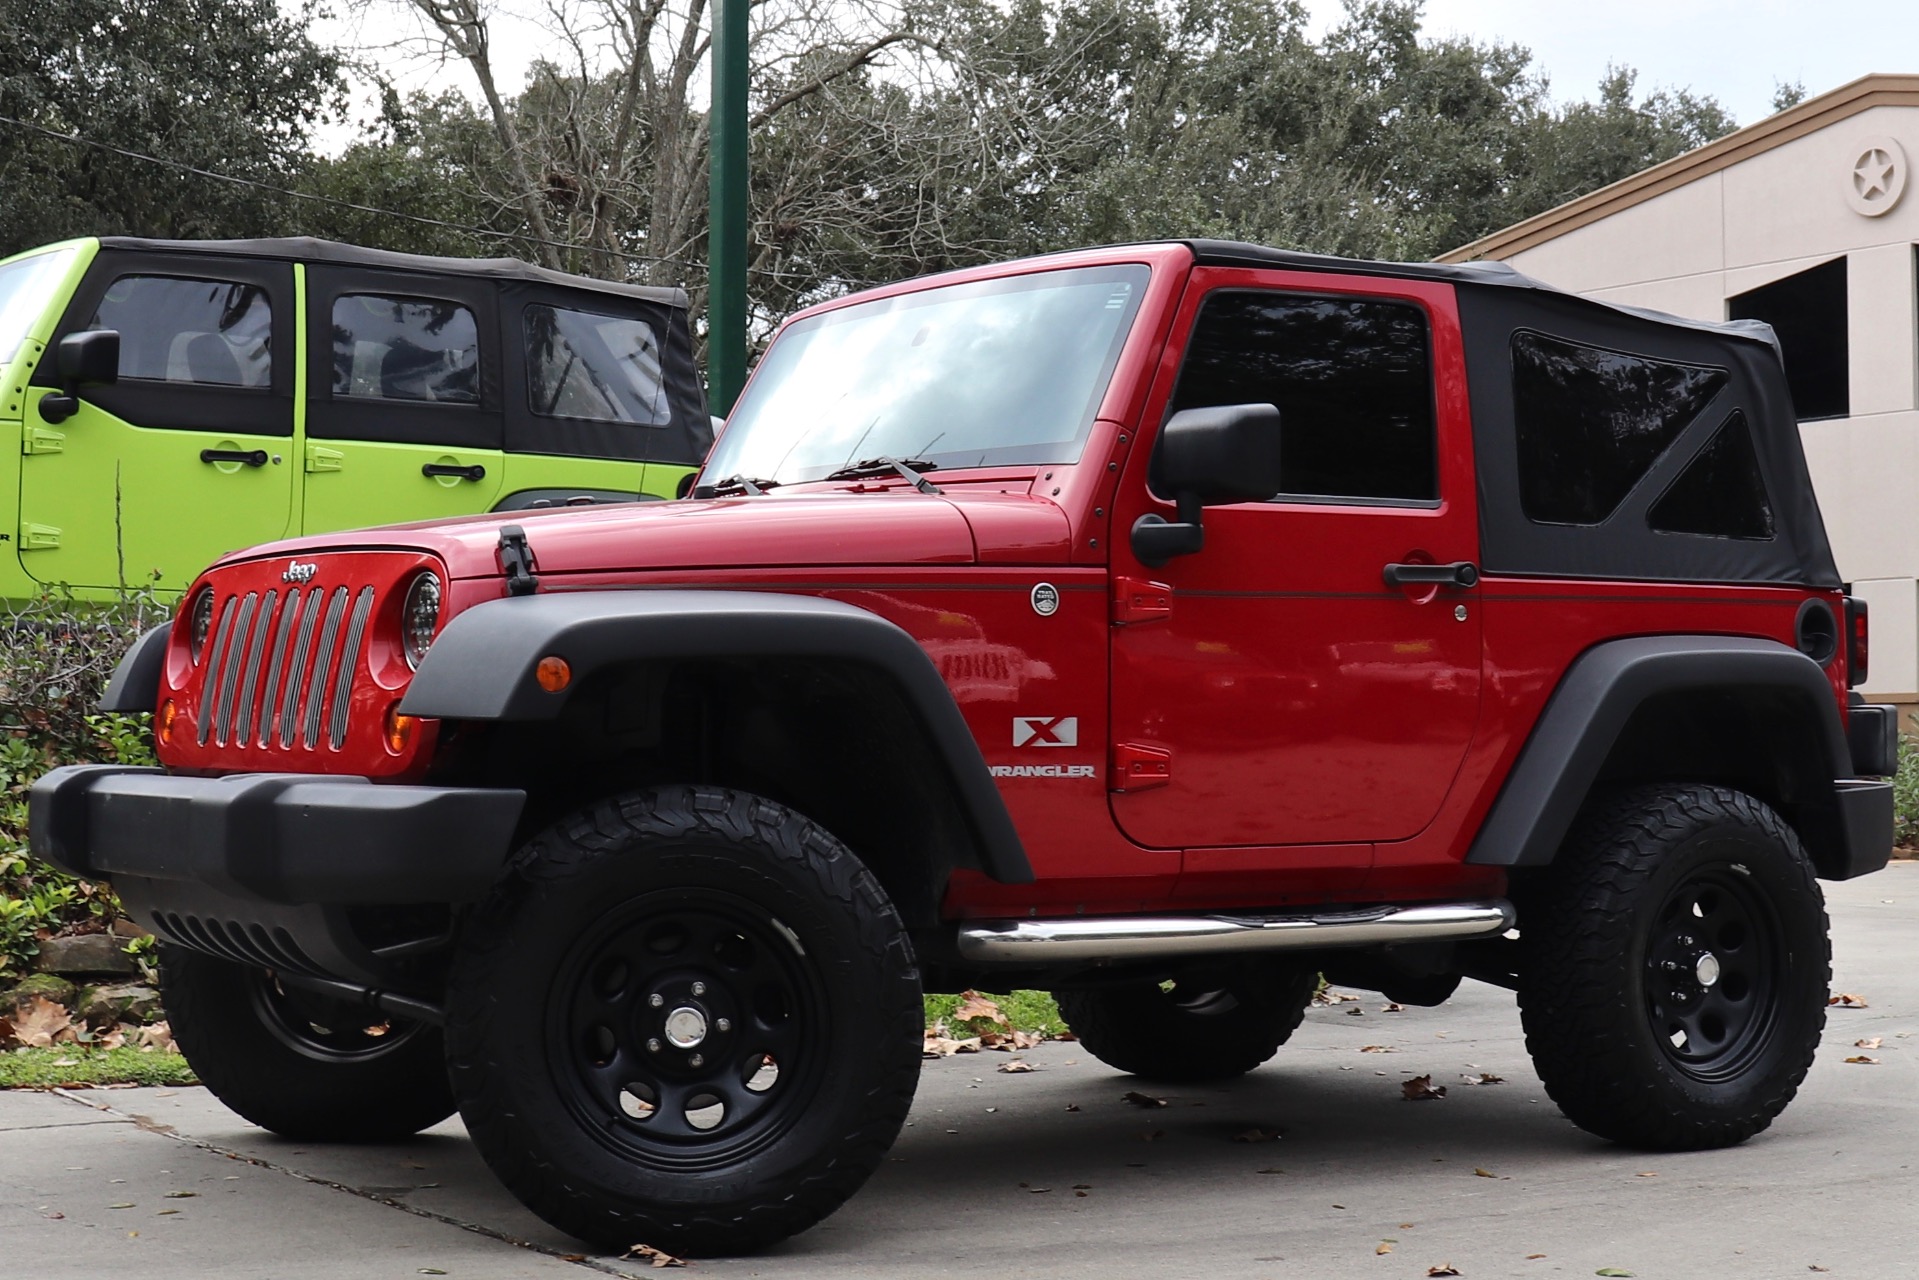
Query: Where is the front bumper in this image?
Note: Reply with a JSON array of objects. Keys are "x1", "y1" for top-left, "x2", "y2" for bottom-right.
[
  {"x1": 30, "y1": 765, "x2": 525, "y2": 904},
  {"x1": 29, "y1": 766, "x2": 526, "y2": 985}
]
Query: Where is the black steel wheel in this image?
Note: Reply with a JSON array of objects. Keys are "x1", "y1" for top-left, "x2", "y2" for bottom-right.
[
  {"x1": 446, "y1": 785, "x2": 923, "y2": 1256},
  {"x1": 1518, "y1": 783, "x2": 1829, "y2": 1150},
  {"x1": 1054, "y1": 959, "x2": 1318, "y2": 1082},
  {"x1": 160, "y1": 944, "x2": 455, "y2": 1141}
]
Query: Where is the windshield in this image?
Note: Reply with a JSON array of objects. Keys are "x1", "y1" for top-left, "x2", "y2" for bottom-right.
[
  {"x1": 705, "y1": 263, "x2": 1151, "y2": 485},
  {"x1": 0, "y1": 247, "x2": 78, "y2": 365}
]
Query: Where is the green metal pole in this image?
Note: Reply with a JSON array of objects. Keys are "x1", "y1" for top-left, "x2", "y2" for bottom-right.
[{"x1": 708, "y1": 0, "x2": 749, "y2": 416}]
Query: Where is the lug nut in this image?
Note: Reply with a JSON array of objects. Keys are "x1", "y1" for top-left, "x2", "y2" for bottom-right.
[
  {"x1": 647, "y1": 1037, "x2": 662, "y2": 1053},
  {"x1": 649, "y1": 993, "x2": 665, "y2": 1008},
  {"x1": 691, "y1": 981, "x2": 707, "y2": 997},
  {"x1": 689, "y1": 1053, "x2": 705, "y2": 1068},
  {"x1": 716, "y1": 1018, "x2": 732, "y2": 1033}
]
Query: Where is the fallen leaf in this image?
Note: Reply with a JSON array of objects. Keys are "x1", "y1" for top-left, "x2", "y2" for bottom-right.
[
  {"x1": 1346, "y1": 1007, "x2": 1366, "y2": 1016},
  {"x1": 163, "y1": 1191, "x2": 196, "y2": 1199},
  {"x1": 1596, "y1": 1270, "x2": 1635, "y2": 1277},
  {"x1": 1233, "y1": 1127, "x2": 1282, "y2": 1143},
  {"x1": 418, "y1": 1271, "x2": 448, "y2": 1277},
  {"x1": 1427, "y1": 1266, "x2": 1461, "y2": 1277},
  {"x1": 1810, "y1": 1267, "x2": 1831, "y2": 1273},
  {"x1": 1460, "y1": 1072, "x2": 1505, "y2": 1086},
  {"x1": 921, "y1": 1035, "x2": 982, "y2": 1058},
  {"x1": 155, "y1": 1209, "x2": 178, "y2": 1217},
  {"x1": 0, "y1": 1015, "x2": 14, "y2": 1048},
  {"x1": 1064, "y1": 1103, "x2": 1080, "y2": 1112},
  {"x1": 1855, "y1": 1037, "x2": 1883, "y2": 1050},
  {"x1": 953, "y1": 990, "x2": 1007, "y2": 1027},
  {"x1": 51, "y1": 1057, "x2": 79, "y2": 1068},
  {"x1": 1359, "y1": 1044, "x2": 1395, "y2": 1053},
  {"x1": 1844, "y1": 1055, "x2": 1880, "y2": 1064},
  {"x1": 1075, "y1": 1190, "x2": 1088, "y2": 1197},
  {"x1": 14, "y1": 997, "x2": 75, "y2": 1049},
  {"x1": 624, "y1": 1244, "x2": 687, "y2": 1268},
  {"x1": 108, "y1": 1202, "x2": 135, "y2": 1210},
  {"x1": 135, "y1": 1022, "x2": 175, "y2": 1053},
  {"x1": 998, "y1": 1060, "x2": 1035, "y2": 1074},
  {"x1": 1011, "y1": 1029, "x2": 1044, "y2": 1050},
  {"x1": 1526, "y1": 1254, "x2": 1546, "y2": 1260},
  {"x1": 1313, "y1": 987, "x2": 1362, "y2": 1005},
  {"x1": 1402, "y1": 1075, "x2": 1447, "y2": 1101},
  {"x1": 1381, "y1": 1002, "x2": 1406, "y2": 1013},
  {"x1": 1829, "y1": 993, "x2": 1869, "y2": 1008},
  {"x1": 1256, "y1": 1168, "x2": 1284, "y2": 1174},
  {"x1": 1377, "y1": 1242, "x2": 1395, "y2": 1255},
  {"x1": 1474, "y1": 1167, "x2": 1497, "y2": 1178},
  {"x1": 1025, "y1": 1186, "x2": 1051, "y2": 1194},
  {"x1": 1122, "y1": 1090, "x2": 1169, "y2": 1109},
  {"x1": 1635, "y1": 1172, "x2": 1657, "y2": 1178}
]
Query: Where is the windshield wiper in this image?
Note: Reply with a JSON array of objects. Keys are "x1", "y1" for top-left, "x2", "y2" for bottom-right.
[
  {"x1": 694, "y1": 473, "x2": 780, "y2": 497},
  {"x1": 822, "y1": 456, "x2": 943, "y2": 495}
]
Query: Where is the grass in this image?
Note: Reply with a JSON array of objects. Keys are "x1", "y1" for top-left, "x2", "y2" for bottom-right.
[
  {"x1": 0, "y1": 1046, "x2": 197, "y2": 1090},
  {"x1": 924, "y1": 989, "x2": 1066, "y2": 1038}
]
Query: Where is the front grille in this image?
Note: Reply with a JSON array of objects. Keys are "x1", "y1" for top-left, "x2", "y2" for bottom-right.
[{"x1": 194, "y1": 582, "x2": 377, "y2": 754}]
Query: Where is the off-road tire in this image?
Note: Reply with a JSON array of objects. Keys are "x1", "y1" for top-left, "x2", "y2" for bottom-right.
[
  {"x1": 1517, "y1": 783, "x2": 1829, "y2": 1150},
  {"x1": 1054, "y1": 960, "x2": 1318, "y2": 1082},
  {"x1": 160, "y1": 944, "x2": 455, "y2": 1141},
  {"x1": 444, "y1": 785, "x2": 923, "y2": 1256}
]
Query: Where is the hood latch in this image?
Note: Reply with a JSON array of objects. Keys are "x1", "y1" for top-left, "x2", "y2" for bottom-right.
[{"x1": 497, "y1": 525, "x2": 539, "y2": 597}]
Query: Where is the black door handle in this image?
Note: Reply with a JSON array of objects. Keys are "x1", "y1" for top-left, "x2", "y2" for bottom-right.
[
  {"x1": 200, "y1": 448, "x2": 269, "y2": 468},
  {"x1": 1383, "y1": 561, "x2": 1478, "y2": 588},
  {"x1": 423, "y1": 463, "x2": 486, "y2": 482}
]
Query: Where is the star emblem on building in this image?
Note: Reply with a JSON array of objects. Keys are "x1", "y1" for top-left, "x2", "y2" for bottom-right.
[{"x1": 1854, "y1": 148, "x2": 1897, "y2": 201}]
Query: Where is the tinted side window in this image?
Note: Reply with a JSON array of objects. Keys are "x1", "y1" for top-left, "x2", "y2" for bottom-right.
[
  {"x1": 88, "y1": 275, "x2": 271, "y2": 388},
  {"x1": 525, "y1": 305, "x2": 669, "y2": 425},
  {"x1": 332, "y1": 295, "x2": 479, "y2": 404},
  {"x1": 1647, "y1": 411, "x2": 1774, "y2": 540},
  {"x1": 1170, "y1": 291, "x2": 1436, "y2": 502},
  {"x1": 1512, "y1": 331, "x2": 1728, "y2": 526}
]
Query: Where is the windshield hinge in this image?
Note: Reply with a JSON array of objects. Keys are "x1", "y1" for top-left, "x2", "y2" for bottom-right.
[
  {"x1": 1112, "y1": 742, "x2": 1172, "y2": 792},
  {"x1": 498, "y1": 524, "x2": 539, "y2": 596},
  {"x1": 1112, "y1": 575, "x2": 1172, "y2": 625}
]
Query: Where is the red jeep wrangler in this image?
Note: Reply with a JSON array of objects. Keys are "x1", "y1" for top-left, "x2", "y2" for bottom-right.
[{"x1": 33, "y1": 241, "x2": 1898, "y2": 1255}]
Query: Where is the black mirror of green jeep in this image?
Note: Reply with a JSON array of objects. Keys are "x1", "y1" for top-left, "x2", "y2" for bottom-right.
[
  {"x1": 40, "y1": 329, "x2": 120, "y2": 424},
  {"x1": 1131, "y1": 403, "x2": 1283, "y2": 568}
]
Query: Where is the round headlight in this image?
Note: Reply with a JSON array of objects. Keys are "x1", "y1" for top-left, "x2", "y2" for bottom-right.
[
  {"x1": 402, "y1": 572, "x2": 443, "y2": 670},
  {"x1": 188, "y1": 589, "x2": 215, "y2": 664}
]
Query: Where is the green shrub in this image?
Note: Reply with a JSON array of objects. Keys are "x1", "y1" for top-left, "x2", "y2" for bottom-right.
[
  {"x1": 1895, "y1": 733, "x2": 1919, "y2": 851},
  {"x1": 0, "y1": 589, "x2": 168, "y2": 981}
]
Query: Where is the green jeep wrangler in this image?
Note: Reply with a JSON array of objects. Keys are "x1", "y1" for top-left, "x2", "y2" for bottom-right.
[{"x1": 0, "y1": 236, "x2": 710, "y2": 599}]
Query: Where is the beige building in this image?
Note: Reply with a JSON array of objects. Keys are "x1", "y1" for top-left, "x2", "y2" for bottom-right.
[{"x1": 1444, "y1": 74, "x2": 1919, "y2": 708}]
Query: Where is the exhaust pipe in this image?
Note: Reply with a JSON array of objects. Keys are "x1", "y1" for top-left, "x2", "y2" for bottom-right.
[{"x1": 956, "y1": 900, "x2": 1514, "y2": 964}]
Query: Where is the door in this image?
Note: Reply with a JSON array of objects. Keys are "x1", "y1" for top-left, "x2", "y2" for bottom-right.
[
  {"x1": 302, "y1": 268, "x2": 503, "y2": 532},
  {"x1": 1110, "y1": 270, "x2": 1483, "y2": 851},
  {"x1": 19, "y1": 256, "x2": 297, "y2": 591}
]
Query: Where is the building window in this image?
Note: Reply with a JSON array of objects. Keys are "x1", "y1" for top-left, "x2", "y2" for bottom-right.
[
  {"x1": 1169, "y1": 290, "x2": 1437, "y2": 502},
  {"x1": 1727, "y1": 257, "x2": 1848, "y2": 421},
  {"x1": 1511, "y1": 330, "x2": 1728, "y2": 526}
]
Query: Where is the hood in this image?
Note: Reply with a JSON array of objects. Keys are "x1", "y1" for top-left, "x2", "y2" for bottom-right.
[{"x1": 212, "y1": 489, "x2": 1073, "y2": 580}]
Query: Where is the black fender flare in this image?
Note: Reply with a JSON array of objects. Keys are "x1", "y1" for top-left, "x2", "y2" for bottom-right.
[
  {"x1": 98, "y1": 627, "x2": 168, "y2": 713},
  {"x1": 400, "y1": 589, "x2": 1033, "y2": 884},
  {"x1": 1466, "y1": 635, "x2": 1873, "y2": 875}
]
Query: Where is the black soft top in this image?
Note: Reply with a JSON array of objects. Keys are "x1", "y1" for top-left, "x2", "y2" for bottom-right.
[
  {"x1": 1183, "y1": 239, "x2": 1837, "y2": 589},
  {"x1": 99, "y1": 236, "x2": 689, "y2": 310}
]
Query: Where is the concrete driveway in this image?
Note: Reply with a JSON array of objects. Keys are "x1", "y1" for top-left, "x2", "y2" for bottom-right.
[{"x1": 5, "y1": 862, "x2": 1916, "y2": 1279}]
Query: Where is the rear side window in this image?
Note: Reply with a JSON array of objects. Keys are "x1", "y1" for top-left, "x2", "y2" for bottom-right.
[
  {"x1": 1647, "y1": 411, "x2": 1775, "y2": 540},
  {"x1": 89, "y1": 275, "x2": 271, "y2": 388},
  {"x1": 1512, "y1": 331, "x2": 1728, "y2": 526},
  {"x1": 1170, "y1": 291, "x2": 1436, "y2": 502},
  {"x1": 524, "y1": 305, "x2": 670, "y2": 424},
  {"x1": 332, "y1": 295, "x2": 479, "y2": 403}
]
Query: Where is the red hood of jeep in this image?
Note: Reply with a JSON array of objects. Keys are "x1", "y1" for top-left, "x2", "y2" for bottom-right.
[{"x1": 212, "y1": 489, "x2": 1072, "y2": 580}]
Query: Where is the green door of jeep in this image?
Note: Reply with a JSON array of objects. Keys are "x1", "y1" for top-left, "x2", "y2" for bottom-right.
[
  {"x1": 18, "y1": 253, "x2": 297, "y2": 591},
  {"x1": 302, "y1": 267, "x2": 505, "y2": 532}
]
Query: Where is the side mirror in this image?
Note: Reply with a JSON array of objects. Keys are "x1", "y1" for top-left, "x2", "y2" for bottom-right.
[
  {"x1": 40, "y1": 329, "x2": 120, "y2": 424},
  {"x1": 1131, "y1": 403, "x2": 1283, "y2": 567}
]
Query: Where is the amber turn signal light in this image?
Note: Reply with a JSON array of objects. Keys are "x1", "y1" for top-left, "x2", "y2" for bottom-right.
[
  {"x1": 536, "y1": 655, "x2": 572, "y2": 692},
  {"x1": 384, "y1": 704, "x2": 418, "y2": 754},
  {"x1": 157, "y1": 699, "x2": 177, "y2": 746}
]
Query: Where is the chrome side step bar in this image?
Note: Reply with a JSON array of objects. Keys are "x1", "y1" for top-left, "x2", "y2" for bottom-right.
[{"x1": 956, "y1": 900, "x2": 1515, "y2": 964}]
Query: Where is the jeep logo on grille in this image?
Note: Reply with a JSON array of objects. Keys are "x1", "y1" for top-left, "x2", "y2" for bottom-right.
[{"x1": 282, "y1": 561, "x2": 318, "y2": 584}]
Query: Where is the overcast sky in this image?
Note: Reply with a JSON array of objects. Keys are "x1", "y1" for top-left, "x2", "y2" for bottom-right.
[{"x1": 317, "y1": 0, "x2": 1919, "y2": 141}]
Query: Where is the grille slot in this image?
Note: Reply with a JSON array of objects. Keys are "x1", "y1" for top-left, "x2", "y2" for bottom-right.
[
  {"x1": 257, "y1": 589, "x2": 302, "y2": 747},
  {"x1": 302, "y1": 588, "x2": 351, "y2": 751},
  {"x1": 278, "y1": 589, "x2": 324, "y2": 748},
  {"x1": 232, "y1": 589, "x2": 277, "y2": 747},
  {"x1": 196, "y1": 596, "x2": 242, "y2": 747},
  {"x1": 329, "y1": 588, "x2": 376, "y2": 750}
]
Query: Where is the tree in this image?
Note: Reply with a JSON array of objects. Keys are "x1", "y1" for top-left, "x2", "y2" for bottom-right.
[{"x1": 0, "y1": 0, "x2": 345, "y2": 256}]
